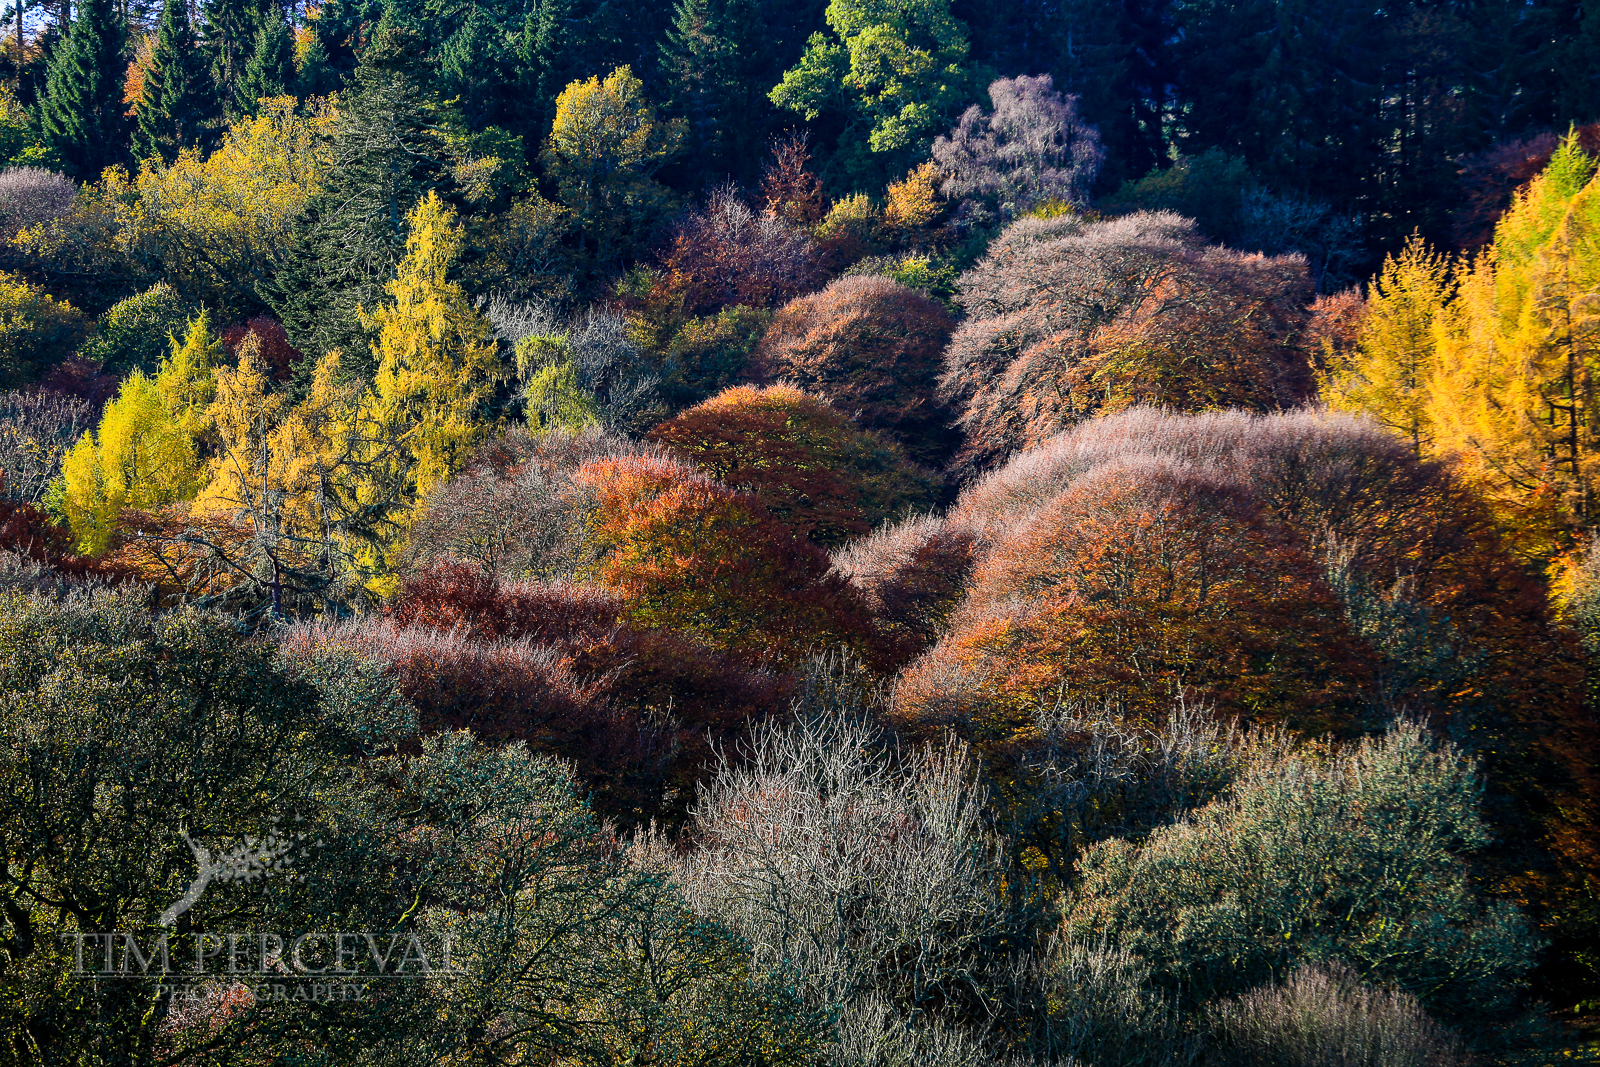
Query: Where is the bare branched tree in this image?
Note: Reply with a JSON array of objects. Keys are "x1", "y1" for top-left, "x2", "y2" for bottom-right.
[{"x1": 932, "y1": 75, "x2": 1105, "y2": 221}]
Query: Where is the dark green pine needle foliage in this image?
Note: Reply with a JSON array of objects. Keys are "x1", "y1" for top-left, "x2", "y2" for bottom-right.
[
  {"x1": 133, "y1": 0, "x2": 212, "y2": 163},
  {"x1": 37, "y1": 0, "x2": 126, "y2": 178},
  {"x1": 271, "y1": 28, "x2": 451, "y2": 370},
  {"x1": 202, "y1": 0, "x2": 271, "y2": 119},
  {"x1": 234, "y1": 9, "x2": 297, "y2": 117}
]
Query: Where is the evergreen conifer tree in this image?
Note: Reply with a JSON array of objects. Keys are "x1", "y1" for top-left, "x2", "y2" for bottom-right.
[
  {"x1": 133, "y1": 0, "x2": 210, "y2": 162},
  {"x1": 36, "y1": 0, "x2": 126, "y2": 177},
  {"x1": 234, "y1": 7, "x2": 295, "y2": 116},
  {"x1": 270, "y1": 26, "x2": 449, "y2": 370},
  {"x1": 202, "y1": 0, "x2": 267, "y2": 116}
]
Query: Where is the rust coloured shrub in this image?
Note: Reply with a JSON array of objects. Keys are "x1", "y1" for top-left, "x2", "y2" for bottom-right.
[{"x1": 751, "y1": 276, "x2": 958, "y2": 467}]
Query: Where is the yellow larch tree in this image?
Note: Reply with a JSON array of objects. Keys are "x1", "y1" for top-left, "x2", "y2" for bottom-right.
[
  {"x1": 352, "y1": 191, "x2": 502, "y2": 579},
  {"x1": 60, "y1": 311, "x2": 221, "y2": 554},
  {"x1": 1322, "y1": 233, "x2": 1454, "y2": 455},
  {"x1": 1426, "y1": 136, "x2": 1600, "y2": 560}
]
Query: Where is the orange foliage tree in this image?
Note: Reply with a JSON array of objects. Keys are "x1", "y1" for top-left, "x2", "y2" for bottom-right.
[
  {"x1": 896, "y1": 457, "x2": 1371, "y2": 741},
  {"x1": 647, "y1": 384, "x2": 938, "y2": 547},
  {"x1": 751, "y1": 275, "x2": 957, "y2": 466},
  {"x1": 940, "y1": 212, "x2": 1316, "y2": 477},
  {"x1": 573, "y1": 453, "x2": 872, "y2": 665}
]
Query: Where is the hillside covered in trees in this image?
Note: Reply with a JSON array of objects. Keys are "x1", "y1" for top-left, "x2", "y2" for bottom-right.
[{"x1": 1, "y1": 0, "x2": 1600, "y2": 1062}]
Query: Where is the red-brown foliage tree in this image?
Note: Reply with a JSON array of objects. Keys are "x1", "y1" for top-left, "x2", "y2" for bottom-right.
[
  {"x1": 750, "y1": 276, "x2": 958, "y2": 467},
  {"x1": 220, "y1": 316, "x2": 302, "y2": 382},
  {"x1": 573, "y1": 453, "x2": 873, "y2": 665},
  {"x1": 939, "y1": 212, "x2": 1316, "y2": 477},
  {"x1": 895, "y1": 456, "x2": 1371, "y2": 740},
  {"x1": 760, "y1": 132, "x2": 826, "y2": 227},
  {"x1": 648, "y1": 384, "x2": 939, "y2": 547},
  {"x1": 382, "y1": 561, "x2": 796, "y2": 819},
  {"x1": 652, "y1": 187, "x2": 821, "y2": 318}
]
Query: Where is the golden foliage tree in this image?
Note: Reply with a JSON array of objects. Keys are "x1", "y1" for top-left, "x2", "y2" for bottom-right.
[
  {"x1": 1322, "y1": 234, "x2": 1453, "y2": 455},
  {"x1": 541, "y1": 67, "x2": 683, "y2": 266},
  {"x1": 361, "y1": 191, "x2": 502, "y2": 498},
  {"x1": 96, "y1": 97, "x2": 333, "y2": 309},
  {"x1": 60, "y1": 311, "x2": 221, "y2": 554},
  {"x1": 1426, "y1": 138, "x2": 1600, "y2": 560}
]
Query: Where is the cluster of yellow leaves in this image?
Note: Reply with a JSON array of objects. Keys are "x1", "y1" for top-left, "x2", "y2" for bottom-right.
[
  {"x1": 64, "y1": 194, "x2": 501, "y2": 600},
  {"x1": 61, "y1": 312, "x2": 221, "y2": 554},
  {"x1": 1326, "y1": 135, "x2": 1600, "y2": 564},
  {"x1": 99, "y1": 97, "x2": 334, "y2": 307},
  {"x1": 0, "y1": 271, "x2": 87, "y2": 387},
  {"x1": 542, "y1": 66, "x2": 682, "y2": 263},
  {"x1": 882, "y1": 161, "x2": 941, "y2": 232}
]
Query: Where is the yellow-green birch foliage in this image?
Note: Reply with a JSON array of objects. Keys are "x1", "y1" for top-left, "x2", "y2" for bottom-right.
[
  {"x1": 1426, "y1": 137, "x2": 1600, "y2": 560},
  {"x1": 1322, "y1": 234, "x2": 1453, "y2": 455},
  {"x1": 60, "y1": 313, "x2": 221, "y2": 554}
]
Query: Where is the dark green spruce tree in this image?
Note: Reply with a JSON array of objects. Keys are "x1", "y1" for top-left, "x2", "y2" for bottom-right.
[
  {"x1": 202, "y1": 0, "x2": 269, "y2": 118},
  {"x1": 133, "y1": 0, "x2": 211, "y2": 162},
  {"x1": 661, "y1": 0, "x2": 818, "y2": 185},
  {"x1": 36, "y1": 0, "x2": 126, "y2": 177},
  {"x1": 233, "y1": 6, "x2": 295, "y2": 116},
  {"x1": 270, "y1": 26, "x2": 451, "y2": 373}
]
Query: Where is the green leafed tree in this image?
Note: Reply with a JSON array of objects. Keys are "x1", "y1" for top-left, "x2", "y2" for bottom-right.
[{"x1": 771, "y1": 0, "x2": 975, "y2": 187}]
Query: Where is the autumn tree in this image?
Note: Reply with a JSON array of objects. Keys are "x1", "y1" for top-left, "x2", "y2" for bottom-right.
[
  {"x1": 648, "y1": 384, "x2": 938, "y2": 547},
  {"x1": 0, "y1": 270, "x2": 88, "y2": 388},
  {"x1": 346, "y1": 192, "x2": 501, "y2": 578},
  {"x1": 752, "y1": 275, "x2": 957, "y2": 466},
  {"x1": 652, "y1": 186, "x2": 820, "y2": 317},
  {"x1": 1322, "y1": 234, "x2": 1453, "y2": 455},
  {"x1": 1425, "y1": 137, "x2": 1600, "y2": 559},
  {"x1": 931, "y1": 74, "x2": 1105, "y2": 221},
  {"x1": 104, "y1": 97, "x2": 334, "y2": 315},
  {"x1": 542, "y1": 66, "x2": 683, "y2": 268},
  {"x1": 941, "y1": 212, "x2": 1316, "y2": 476},
  {"x1": 574, "y1": 452, "x2": 871, "y2": 665},
  {"x1": 895, "y1": 457, "x2": 1371, "y2": 739},
  {"x1": 60, "y1": 311, "x2": 221, "y2": 554}
]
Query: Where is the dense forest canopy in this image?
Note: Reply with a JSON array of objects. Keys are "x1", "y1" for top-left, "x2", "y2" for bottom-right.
[{"x1": 0, "y1": 0, "x2": 1599, "y2": 1062}]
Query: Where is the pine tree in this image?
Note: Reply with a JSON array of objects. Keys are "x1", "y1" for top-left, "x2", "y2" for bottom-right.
[
  {"x1": 201, "y1": 0, "x2": 267, "y2": 116},
  {"x1": 269, "y1": 27, "x2": 449, "y2": 368},
  {"x1": 293, "y1": 29, "x2": 338, "y2": 97},
  {"x1": 36, "y1": 0, "x2": 126, "y2": 177},
  {"x1": 233, "y1": 7, "x2": 295, "y2": 116},
  {"x1": 438, "y1": 5, "x2": 512, "y2": 129},
  {"x1": 515, "y1": 0, "x2": 575, "y2": 138},
  {"x1": 133, "y1": 0, "x2": 210, "y2": 162}
]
